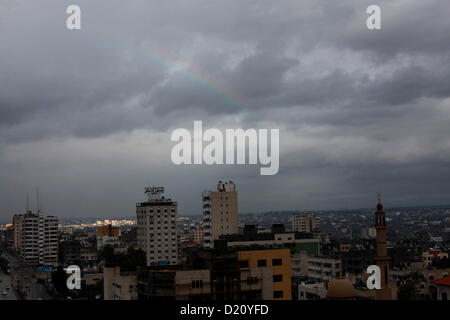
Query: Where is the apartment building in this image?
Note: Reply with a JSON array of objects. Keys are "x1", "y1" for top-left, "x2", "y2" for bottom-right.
[
  {"x1": 203, "y1": 181, "x2": 238, "y2": 248},
  {"x1": 238, "y1": 248, "x2": 292, "y2": 300},
  {"x1": 186, "y1": 227, "x2": 204, "y2": 244},
  {"x1": 15, "y1": 211, "x2": 59, "y2": 266},
  {"x1": 307, "y1": 257, "x2": 342, "y2": 283},
  {"x1": 422, "y1": 249, "x2": 449, "y2": 266},
  {"x1": 136, "y1": 186, "x2": 178, "y2": 266},
  {"x1": 137, "y1": 249, "x2": 275, "y2": 300},
  {"x1": 104, "y1": 266, "x2": 137, "y2": 300},
  {"x1": 292, "y1": 213, "x2": 319, "y2": 233}
]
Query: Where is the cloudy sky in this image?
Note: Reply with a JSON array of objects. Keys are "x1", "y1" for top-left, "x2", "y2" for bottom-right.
[{"x1": 1, "y1": 0, "x2": 450, "y2": 221}]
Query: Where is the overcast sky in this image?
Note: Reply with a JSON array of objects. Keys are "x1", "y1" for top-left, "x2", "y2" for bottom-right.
[{"x1": 1, "y1": 0, "x2": 450, "y2": 221}]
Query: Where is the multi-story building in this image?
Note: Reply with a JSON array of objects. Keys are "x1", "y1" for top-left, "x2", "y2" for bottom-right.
[
  {"x1": 13, "y1": 214, "x2": 23, "y2": 252},
  {"x1": 432, "y1": 276, "x2": 450, "y2": 300},
  {"x1": 422, "y1": 250, "x2": 449, "y2": 266},
  {"x1": 222, "y1": 224, "x2": 320, "y2": 256},
  {"x1": 137, "y1": 247, "x2": 278, "y2": 300},
  {"x1": 186, "y1": 227, "x2": 204, "y2": 244},
  {"x1": 97, "y1": 224, "x2": 121, "y2": 249},
  {"x1": 16, "y1": 210, "x2": 58, "y2": 266},
  {"x1": 137, "y1": 186, "x2": 178, "y2": 266},
  {"x1": 203, "y1": 181, "x2": 238, "y2": 248},
  {"x1": 238, "y1": 248, "x2": 292, "y2": 300},
  {"x1": 80, "y1": 247, "x2": 98, "y2": 264},
  {"x1": 59, "y1": 240, "x2": 81, "y2": 265},
  {"x1": 292, "y1": 213, "x2": 319, "y2": 233},
  {"x1": 104, "y1": 266, "x2": 137, "y2": 300}
]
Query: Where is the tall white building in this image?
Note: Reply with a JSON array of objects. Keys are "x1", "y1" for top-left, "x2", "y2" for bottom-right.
[
  {"x1": 136, "y1": 187, "x2": 178, "y2": 266},
  {"x1": 17, "y1": 211, "x2": 59, "y2": 266},
  {"x1": 292, "y1": 213, "x2": 319, "y2": 233},
  {"x1": 203, "y1": 181, "x2": 238, "y2": 248}
]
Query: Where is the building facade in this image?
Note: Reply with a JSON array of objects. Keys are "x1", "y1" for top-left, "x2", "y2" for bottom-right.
[
  {"x1": 307, "y1": 257, "x2": 342, "y2": 283},
  {"x1": 292, "y1": 213, "x2": 319, "y2": 233},
  {"x1": 15, "y1": 211, "x2": 58, "y2": 266},
  {"x1": 238, "y1": 248, "x2": 292, "y2": 300},
  {"x1": 203, "y1": 181, "x2": 238, "y2": 248},
  {"x1": 137, "y1": 187, "x2": 178, "y2": 266}
]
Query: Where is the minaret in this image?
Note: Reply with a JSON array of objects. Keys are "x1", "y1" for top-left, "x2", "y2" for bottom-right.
[{"x1": 374, "y1": 193, "x2": 392, "y2": 300}]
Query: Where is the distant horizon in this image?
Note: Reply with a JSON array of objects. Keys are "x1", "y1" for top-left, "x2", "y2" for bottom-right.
[{"x1": 2, "y1": 201, "x2": 449, "y2": 226}]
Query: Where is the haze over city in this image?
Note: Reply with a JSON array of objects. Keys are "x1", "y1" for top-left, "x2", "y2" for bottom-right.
[{"x1": 1, "y1": 0, "x2": 450, "y2": 220}]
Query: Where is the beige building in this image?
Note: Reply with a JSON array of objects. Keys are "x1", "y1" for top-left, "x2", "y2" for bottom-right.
[
  {"x1": 422, "y1": 250, "x2": 448, "y2": 266},
  {"x1": 138, "y1": 266, "x2": 274, "y2": 300},
  {"x1": 292, "y1": 213, "x2": 319, "y2": 233},
  {"x1": 13, "y1": 214, "x2": 23, "y2": 252},
  {"x1": 137, "y1": 186, "x2": 178, "y2": 266},
  {"x1": 16, "y1": 210, "x2": 58, "y2": 266},
  {"x1": 203, "y1": 181, "x2": 238, "y2": 248},
  {"x1": 186, "y1": 227, "x2": 203, "y2": 244},
  {"x1": 291, "y1": 252, "x2": 309, "y2": 277},
  {"x1": 104, "y1": 266, "x2": 137, "y2": 300}
]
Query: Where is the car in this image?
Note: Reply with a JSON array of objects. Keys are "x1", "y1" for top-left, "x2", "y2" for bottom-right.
[{"x1": 2, "y1": 291, "x2": 6, "y2": 296}]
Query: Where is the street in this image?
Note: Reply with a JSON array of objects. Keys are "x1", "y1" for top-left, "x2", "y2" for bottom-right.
[
  {"x1": 1, "y1": 252, "x2": 51, "y2": 300},
  {"x1": 0, "y1": 269, "x2": 17, "y2": 300}
]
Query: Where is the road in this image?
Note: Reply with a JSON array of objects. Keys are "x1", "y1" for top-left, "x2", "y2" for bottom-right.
[
  {"x1": 0, "y1": 269, "x2": 17, "y2": 300},
  {"x1": 1, "y1": 252, "x2": 52, "y2": 300}
]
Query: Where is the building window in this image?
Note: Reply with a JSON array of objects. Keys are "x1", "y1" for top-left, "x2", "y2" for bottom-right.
[
  {"x1": 239, "y1": 260, "x2": 249, "y2": 268},
  {"x1": 273, "y1": 291, "x2": 283, "y2": 298},
  {"x1": 192, "y1": 280, "x2": 203, "y2": 289},
  {"x1": 273, "y1": 274, "x2": 283, "y2": 282},
  {"x1": 272, "y1": 258, "x2": 282, "y2": 266},
  {"x1": 257, "y1": 259, "x2": 267, "y2": 267},
  {"x1": 247, "y1": 276, "x2": 258, "y2": 285}
]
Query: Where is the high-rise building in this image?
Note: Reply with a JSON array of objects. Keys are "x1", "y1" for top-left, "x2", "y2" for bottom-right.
[
  {"x1": 203, "y1": 181, "x2": 238, "y2": 248},
  {"x1": 15, "y1": 210, "x2": 59, "y2": 266},
  {"x1": 13, "y1": 214, "x2": 23, "y2": 252},
  {"x1": 136, "y1": 186, "x2": 178, "y2": 266},
  {"x1": 374, "y1": 194, "x2": 393, "y2": 300},
  {"x1": 238, "y1": 248, "x2": 292, "y2": 300},
  {"x1": 292, "y1": 213, "x2": 319, "y2": 233}
]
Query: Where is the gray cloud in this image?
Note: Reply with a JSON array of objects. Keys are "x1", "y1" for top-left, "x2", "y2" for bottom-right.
[{"x1": 1, "y1": 0, "x2": 450, "y2": 220}]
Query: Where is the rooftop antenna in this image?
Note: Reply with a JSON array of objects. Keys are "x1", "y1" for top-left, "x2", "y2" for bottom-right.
[
  {"x1": 37, "y1": 187, "x2": 40, "y2": 213},
  {"x1": 26, "y1": 192, "x2": 29, "y2": 212},
  {"x1": 377, "y1": 192, "x2": 381, "y2": 204}
]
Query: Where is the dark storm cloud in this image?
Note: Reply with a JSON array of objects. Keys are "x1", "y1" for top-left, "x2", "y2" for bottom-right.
[{"x1": 1, "y1": 0, "x2": 450, "y2": 219}]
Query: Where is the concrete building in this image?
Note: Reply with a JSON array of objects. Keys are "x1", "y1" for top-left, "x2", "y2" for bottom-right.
[
  {"x1": 203, "y1": 181, "x2": 238, "y2": 248},
  {"x1": 298, "y1": 282, "x2": 327, "y2": 300},
  {"x1": 97, "y1": 224, "x2": 120, "y2": 249},
  {"x1": 374, "y1": 194, "x2": 393, "y2": 300},
  {"x1": 16, "y1": 210, "x2": 58, "y2": 266},
  {"x1": 59, "y1": 240, "x2": 81, "y2": 265},
  {"x1": 13, "y1": 214, "x2": 23, "y2": 252},
  {"x1": 307, "y1": 257, "x2": 342, "y2": 283},
  {"x1": 137, "y1": 186, "x2": 178, "y2": 266},
  {"x1": 292, "y1": 213, "x2": 319, "y2": 233},
  {"x1": 291, "y1": 252, "x2": 309, "y2": 277},
  {"x1": 238, "y1": 248, "x2": 292, "y2": 300},
  {"x1": 80, "y1": 247, "x2": 98, "y2": 264},
  {"x1": 104, "y1": 266, "x2": 137, "y2": 300},
  {"x1": 186, "y1": 227, "x2": 203, "y2": 244},
  {"x1": 137, "y1": 248, "x2": 276, "y2": 300},
  {"x1": 222, "y1": 224, "x2": 320, "y2": 256},
  {"x1": 422, "y1": 249, "x2": 448, "y2": 266}
]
